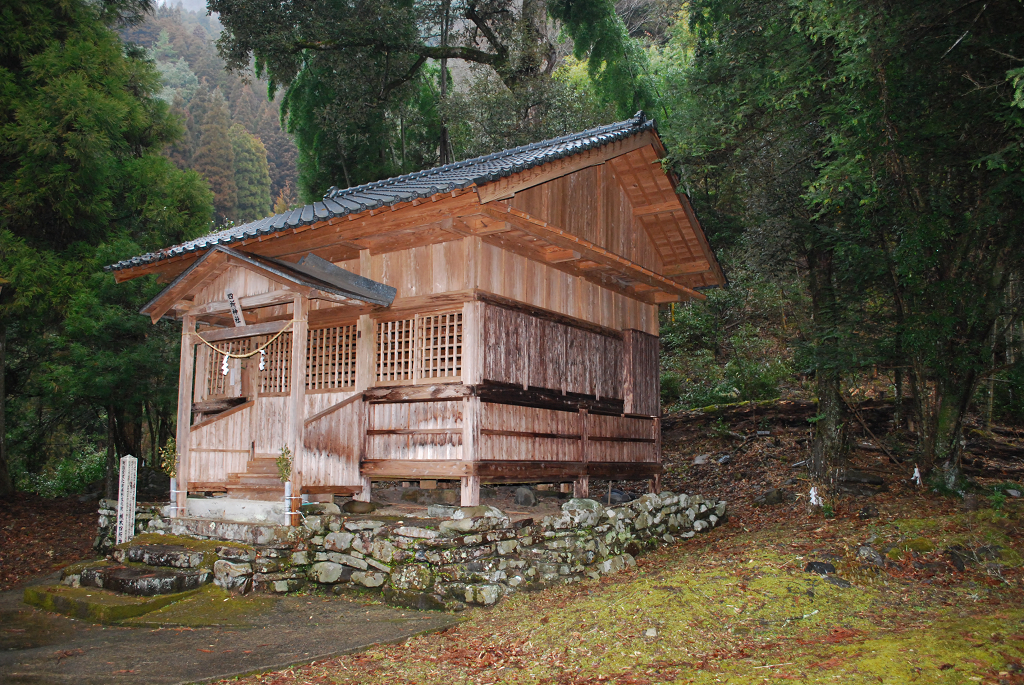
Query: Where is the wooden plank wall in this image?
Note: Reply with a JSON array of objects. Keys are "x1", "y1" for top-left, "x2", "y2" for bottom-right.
[
  {"x1": 254, "y1": 396, "x2": 289, "y2": 457},
  {"x1": 511, "y1": 164, "x2": 662, "y2": 273},
  {"x1": 303, "y1": 398, "x2": 363, "y2": 487},
  {"x1": 188, "y1": 405, "x2": 252, "y2": 482},
  {"x1": 587, "y1": 414, "x2": 658, "y2": 463},
  {"x1": 479, "y1": 404, "x2": 580, "y2": 461},
  {"x1": 477, "y1": 242, "x2": 658, "y2": 334},
  {"x1": 366, "y1": 400, "x2": 464, "y2": 460},
  {"x1": 482, "y1": 303, "x2": 623, "y2": 399},
  {"x1": 623, "y1": 329, "x2": 661, "y2": 416}
]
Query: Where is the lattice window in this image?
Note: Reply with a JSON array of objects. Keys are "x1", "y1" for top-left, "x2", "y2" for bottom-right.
[
  {"x1": 376, "y1": 310, "x2": 462, "y2": 384},
  {"x1": 258, "y1": 332, "x2": 291, "y2": 393},
  {"x1": 205, "y1": 338, "x2": 252, "y2": 397},
  {"x1": 377, "y1": 318, "x2": 415, "y2": 383},
  {"x1": 417, "y1": 311, "x2": 462, "y2": 379},
  {"x1": 306, "y1": 324, "x2": 357, "y2": 390}
]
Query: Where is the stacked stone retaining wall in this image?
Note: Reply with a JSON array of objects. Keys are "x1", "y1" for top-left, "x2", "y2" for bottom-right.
[{"x1": 95, "y1": 492, "x2": 726, "y2": 609}]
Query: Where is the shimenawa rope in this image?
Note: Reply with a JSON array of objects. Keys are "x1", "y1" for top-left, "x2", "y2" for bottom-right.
[{"x1": 194, "y1": 321, "x2": 294, "y2": 359}]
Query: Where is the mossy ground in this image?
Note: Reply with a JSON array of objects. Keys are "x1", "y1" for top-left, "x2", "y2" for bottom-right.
[
  {"x1": 23, "y1": 584, "x2": 201, "y2": 623},
  {"x1": 215, "y1": 494, "x2": 1024, "y2": 685},
  {"x1": 124, "y1": 584, "x2": 275, "y2": 627}
]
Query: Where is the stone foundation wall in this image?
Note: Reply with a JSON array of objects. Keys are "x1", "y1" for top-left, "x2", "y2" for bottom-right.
[
  {"x1": 96, "y1": 493, "x2": 726, "y2": 609},
  {"x1": 95, "y1": 500, "x2": 172, "y2": 552}
]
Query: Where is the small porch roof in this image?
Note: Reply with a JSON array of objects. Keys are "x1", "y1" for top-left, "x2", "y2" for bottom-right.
[{"x1": 141, "y1": 245, "x2": 396, "y2": 323}]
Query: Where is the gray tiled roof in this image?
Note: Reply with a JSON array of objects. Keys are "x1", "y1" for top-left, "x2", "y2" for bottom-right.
[{"x1": 106, "y1": 113, "x2": 655, "y2": 272}]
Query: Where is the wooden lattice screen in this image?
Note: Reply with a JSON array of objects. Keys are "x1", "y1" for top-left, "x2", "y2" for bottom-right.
[
  {"x1": 306, "y1": 324, "x2": 357, "y2": 390},
  {"x1": 376, "y1": 311, "x2": 462, "y2": 384},
  {"x1": 417, "y1": 311, "x2": 463, "y2": 380},
  {"x1": 377, "y1": 318, "x2": 415, "y2": 383},
  {"x1": 205, "y1": 339, "x2": 252, "y2": 397},
  {"x1": 258, "y1": 332, "x2": 291, "y2": 393}
]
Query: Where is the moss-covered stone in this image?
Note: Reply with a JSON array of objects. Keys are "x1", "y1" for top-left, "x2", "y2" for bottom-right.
[{"x1": 24, "y1": 584, "x2": 199, "y2": 623}]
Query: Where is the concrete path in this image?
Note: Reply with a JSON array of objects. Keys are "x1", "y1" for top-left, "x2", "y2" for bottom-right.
[{"x1": 0, "y1": 576, "x2": 459, "y2": 684}]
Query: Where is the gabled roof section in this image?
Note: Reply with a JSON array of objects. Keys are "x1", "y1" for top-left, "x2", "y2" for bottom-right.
[
  {"x1": 141, "y1": 245, "x2": 396, "y2": 323},
  {"x1": 105, "y1": 113, "x2": 655, "y2": 273}
]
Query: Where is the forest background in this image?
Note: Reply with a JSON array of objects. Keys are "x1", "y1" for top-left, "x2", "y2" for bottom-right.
[{"x1": 1, "y1": 0, "x2": 1022, "y2": 504}]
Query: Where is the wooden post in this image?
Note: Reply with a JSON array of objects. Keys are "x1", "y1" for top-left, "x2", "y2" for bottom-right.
[
  {"x1": 354, "y1": 397, "x2": 372, "y2": 503},
  {"x1": 287, "y1": 295, "x2": 309, "y2": 525},
  {"x1": 574, "y1": 408, "x2": 589, "y2": 498},
  {"x1": 650, "y1": 416, "x2": 662, "y2": 495},
  {"x1": 461, "y1": 301, "x2": 483, "y2": 386},
  {"x1": 174, "y1": 314, "x2": 196, "y2": 518},
  {"x1": 461, "y1": 395, "x2": 480, "y2": 506}
]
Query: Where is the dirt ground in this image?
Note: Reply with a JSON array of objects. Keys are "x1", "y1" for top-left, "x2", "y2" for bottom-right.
[{"x1": 0, "y1": 493, "x2": 98, "y2": 592}]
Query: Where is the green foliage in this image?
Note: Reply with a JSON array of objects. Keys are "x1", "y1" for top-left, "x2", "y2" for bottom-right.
[
  {"x1": 15, "y1": 437, "x2": 106, "y2": 498},
  {"x1": 190, "y1": 91, "x2": 235, "y2": 222},
  {"x1": 158, "y1": 438, "x2": 176, "y2": 478},
  {"x1": 0, "y1": 0, "x2": 213, "y2": 495},
  {"x1": 445, "y1": 66, "x2": 614, "y2": 161},
  {"x1": 276, "y1": 445, "x2": 292, "y2": 482},
  {"x1": 547, "y1": 0, "x2": 659, "y2": 117},
  {"x1": 228, "y1": 123, "x2": 271, "y2": 222}
]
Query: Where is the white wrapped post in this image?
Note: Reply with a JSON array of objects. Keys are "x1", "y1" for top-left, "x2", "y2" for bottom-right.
[{"x1": 115, "y1": 455, "x2": 138, "y2": 545}]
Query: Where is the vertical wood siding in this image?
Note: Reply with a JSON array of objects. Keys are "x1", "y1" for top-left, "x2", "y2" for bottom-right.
[
  {"x1": 303, "y1": 398, "x2": 362, "y2": 487},
  {"x1": 623, "y1": 329, "x2": 660, "y2": 416},
  {"x1": 477, "y1": 242, "x2": 658, "y2": 334},
  {"x1": 188, "y1": 404, "x2": 252, "y2": 482},
  {"x1": 366, "y1": 401, "x2": 463, "y2": 461},
  {"x1": 482, "y1": 303, "x2": 623, "y2": 399}
]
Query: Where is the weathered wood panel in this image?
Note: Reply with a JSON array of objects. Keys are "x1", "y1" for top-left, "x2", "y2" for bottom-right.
[
  {"x1": 479, "y1": 403, "x2": 581, "y2": 462},
  {"x1": 477, "y1": 242, "x2": 658, "y2": 334},
  {"x1": 482, "y1": 303, "x2": 623, "y2": 399},
  {"x1": 254, "y1": 395, "x2": 289, "y2": 456},
  {"x1": 587, "y1": 414, "x2": 658, "y2": 463},
  {"x1": 188, "y1": 404, "x2": 251, "y2": 482},
  {"x1": 622, "y1": 329, "x2": 660, "y2": 416},
  {"x1": 511, "y1": 165, "x2": 662, "y2": 274},
  {"x1": 303, "y1": 396, "x2": 362, "y2": 487},
  {"x1": 370, "y1": 240, "x2": 467, "y2": 299},
  {"x1": 366, "y1": 400, "x2": 463, "y2": 461}
]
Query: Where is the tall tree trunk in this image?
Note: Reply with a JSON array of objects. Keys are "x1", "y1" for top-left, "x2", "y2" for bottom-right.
[
  {"x1": 0, "y1": 321, "x2": 12, "y2": 498},
  {"x1": 920, "y1": 372, "x2": 977, "y2": 492},
  {"x1": 805, "y1": 242, "x2": 848, "y2": 496}
]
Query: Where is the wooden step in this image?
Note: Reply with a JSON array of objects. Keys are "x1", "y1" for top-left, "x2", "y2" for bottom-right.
[{"x1": 224, "y1": 486, "x2": 286, "y2": 501}]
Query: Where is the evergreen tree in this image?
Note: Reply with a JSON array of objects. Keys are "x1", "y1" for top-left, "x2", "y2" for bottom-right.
[
  {"x1": 191, "y1": 90, "x2": 236, "y2": 222},
  {"x1": 228, "y1": 123, "x2": 271, "y2": 222},
  {"x1": 0, "y1": 0, "x2": 212, "y2": 497}
]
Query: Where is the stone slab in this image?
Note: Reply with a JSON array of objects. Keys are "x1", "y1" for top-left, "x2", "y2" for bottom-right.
[
  {"x1": 3, "y1": 580, "x2": 459, "y2": 685},
  {"x1": 22, "y1": 585, "x2": 199, "y2": 623}
]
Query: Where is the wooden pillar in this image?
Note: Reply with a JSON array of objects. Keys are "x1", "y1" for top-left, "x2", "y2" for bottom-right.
[
  {"x1": 174, "y1": 314, "x2": 196, "y2": 518},
  {"x1": 461, "y1": 395, "x2": 481, "y2": 506},
  {"x1": 287, "y1": 295, "x2": 308, "y2": 525},
  {"x1": 574, "y1": 407, "x2": 589, "y2": 498},
  {"x1": 354, "y1": 396, "x2": 372, "y2": 503},
  {"x1": 461, "y1": 301, "x2": 483, "y2": 386}
]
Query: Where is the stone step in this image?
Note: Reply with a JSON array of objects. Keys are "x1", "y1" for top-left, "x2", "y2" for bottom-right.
[
  {"x1": 171, "y1": 514, "x2": 292, "y2": 545},
  {"x1": 24, "y1": 584, "x2": 201, "y2": 623},
  {"x1": 79, "y1": 564, "x2": 211, "y2": 596},
  {"x1": 113, "y1": 543, "x2": 204, "y2": 569},
  {"x1": 183, "y1": 498, "x2": 289, "y2": 528}
]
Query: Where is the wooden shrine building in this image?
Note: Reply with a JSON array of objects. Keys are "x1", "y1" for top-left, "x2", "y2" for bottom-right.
[{"x1": 107, "y1": 113, "x2": 725, "y2": 522}]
